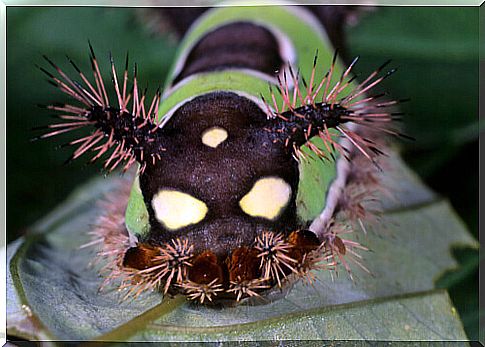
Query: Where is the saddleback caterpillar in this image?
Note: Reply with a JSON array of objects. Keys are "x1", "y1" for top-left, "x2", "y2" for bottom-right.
[{"x1": 35, "y1": 7, "x2": 408, "y2": 304}]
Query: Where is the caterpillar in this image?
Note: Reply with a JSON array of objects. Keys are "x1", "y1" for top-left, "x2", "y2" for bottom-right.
[{"x1": 36, "y1": 6, "x2": 408, "y2": 304}]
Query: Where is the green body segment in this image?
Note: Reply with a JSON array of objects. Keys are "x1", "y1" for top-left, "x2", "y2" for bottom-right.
[
  {"x1": 126, "y1": 6, "x2": 351, "y2": 237},
  {"x1": 163, "y1": 5, "x2": 333, "y2": 90},
  {"x1": 125, "y1": 176, "x2": 150, "y2": 238}
]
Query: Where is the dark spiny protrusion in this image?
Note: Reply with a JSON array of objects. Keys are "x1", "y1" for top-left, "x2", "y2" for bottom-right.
[
  {"x1": 264, "y1": 52, "x2": 409, "y2": 165},
  {"x1": 36, "y1": 45, "x2": 165, "y2": 173}
]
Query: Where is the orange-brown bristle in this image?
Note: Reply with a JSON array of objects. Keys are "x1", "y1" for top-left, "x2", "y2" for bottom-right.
[
  {"x1": 333, "y1": 236, "x2": 347, "y2": 255},
  {"x1": 227, "y1": 247, "x2": 261, "y2": 283},
  {"x1": 181, "y1": 251, "x2": 224, "y2": 303},
  {"x1": 188, "y1": 251, "x2": 223, "y2": 285},
  {"x1": 318, "y1": 221, "x2": 370, "y2": 279},
  {"x1": 286, "y1": 229, "x2": 321, "y2": 263},
  {"x1": 287, "y1": 230, "x2": 320, "y2": 251},
  {"x1": 122, "y1": 245, "x2": 160, "y2": 270},
  {"x1": 227, "y1": 247, "x2": 269, "y2": 301},
  {"x1": 285, "y1": 230, "x2": 335, "y2": 284}
]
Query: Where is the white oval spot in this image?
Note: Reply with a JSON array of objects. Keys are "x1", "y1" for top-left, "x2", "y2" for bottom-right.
[
  {"x1": 239, "y1": 177, "x2": 292, "y2": 220},
  {"x1": 202, "y1": 127, "x2": 228, "y2": 148},
  {"x1": 152, "y1": 190, "x2": 208, "y2": 230}
]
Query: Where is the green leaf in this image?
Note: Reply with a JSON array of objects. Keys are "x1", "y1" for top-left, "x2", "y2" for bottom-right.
[
  {"x1": 104, "y1": 290, "x2": 468, "y2": 342},
  {"x1": 8, "y1": 178, "x2": 163, "y2": 340},
  {"x1": 7, "y1": 153, "x2": 476, "y2": 342}
]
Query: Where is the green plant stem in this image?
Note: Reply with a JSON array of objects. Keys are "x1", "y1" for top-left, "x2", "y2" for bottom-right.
[{"x1": 83, "y1": 295, "x2": 187, "y2": 344}]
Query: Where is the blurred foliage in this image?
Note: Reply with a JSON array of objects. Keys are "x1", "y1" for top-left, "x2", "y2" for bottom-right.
[
  {"x1": 347, "y1": 8, "x2": 480, "y2": 340},
  {"x1": 7, "y1": 6, "x2": 479, "y2": 340}
]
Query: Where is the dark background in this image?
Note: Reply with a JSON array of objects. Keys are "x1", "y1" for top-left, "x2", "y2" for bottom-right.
[{"x1": 6, "y1": 6, "x2": 480, "y2": 340}]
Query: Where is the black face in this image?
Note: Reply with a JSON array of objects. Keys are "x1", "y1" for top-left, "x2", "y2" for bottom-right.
[{"x1": 139, "y1": 92, "x2": 300, "y2": 257}]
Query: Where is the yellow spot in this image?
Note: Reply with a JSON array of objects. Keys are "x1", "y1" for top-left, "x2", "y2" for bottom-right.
[
  {"x1": 202, "y1": 127, "x2": 228, "y2": 148},
  {"x1": 152, "y1": 190, "x2": 208, "y2": 230},
  {"x1": 239, "y1": 177, "x2": 291, "y2": 220}
]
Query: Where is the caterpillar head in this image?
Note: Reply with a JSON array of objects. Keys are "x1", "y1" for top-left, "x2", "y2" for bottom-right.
[{"x1": 37, "y1": 47, "x2": 406, "y2": 304}]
